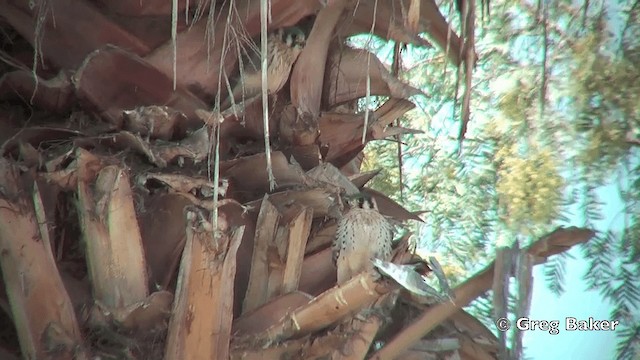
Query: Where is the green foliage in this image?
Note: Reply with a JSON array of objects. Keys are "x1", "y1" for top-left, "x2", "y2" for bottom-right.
[
  {"x1": 616, "y1": 324, "x2": 640, "y2": 360},
  {"x1": 542, "y1": 252, "x2": 569, "y2": 296},
  {"x1": 360, "y1": 0, "x2": 640, "y2": 357},
  {"x1": 569, "y1": 34, "x2": 640, "y2": 178},
  {"x1": 361, "y1": 138, "x2": 404, "y2": 202}
]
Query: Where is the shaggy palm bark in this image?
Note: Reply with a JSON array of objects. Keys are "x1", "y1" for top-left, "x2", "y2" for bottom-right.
[{"x1": 0, "y1": 0, "x2": 595, "y2": 359}]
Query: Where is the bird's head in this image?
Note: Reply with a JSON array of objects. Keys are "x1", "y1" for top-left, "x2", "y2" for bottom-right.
[
  {"x1": 279, "y1": 27, "x2": 306, "y2": 50},
  {"x1": 344, "y1": 192, "x2": 379, "y2": 211}
]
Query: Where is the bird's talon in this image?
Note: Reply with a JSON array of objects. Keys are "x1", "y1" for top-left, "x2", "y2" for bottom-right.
[{"x1": 370, "y1": 268, "x2": 383, "y2": 282}]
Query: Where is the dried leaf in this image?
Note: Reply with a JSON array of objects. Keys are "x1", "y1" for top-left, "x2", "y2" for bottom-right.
[
  {"x1": 323, "y1": 48, "x2": 422, "y2": 108},
  {"x1": 0, "y1": 0, "x2": 149, "y2": 69},
  {"x1": 407, "y1": 0, "x2": 421, "y2": 33},
  {"x1": 362, "y1": 188, "x2": 424, "y2": 222},
  {"x1": 74, "y1": 46, "x2": 206, "y2": 125},
  {"x1": 123, "y1": 105, "x2": 188, "y2": 140},
  {"x1": 0, "y1": 70, "x2": 73, "y2": 113},
  {"x1": 290, "y1": 0, "x2": 347, "y2": 117}
]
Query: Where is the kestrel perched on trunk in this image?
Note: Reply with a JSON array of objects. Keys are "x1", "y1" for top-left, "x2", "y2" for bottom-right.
[
  {"x1": 223, "y1": 27, "x2": 306, "y2": 109},
  {"x1": 332, "y1": 193, "x2": 394, "y2": 285}
]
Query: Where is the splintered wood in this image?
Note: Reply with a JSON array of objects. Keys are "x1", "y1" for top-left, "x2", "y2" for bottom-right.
[
  {"x1": 164, "y1": 208, "x2": 245, "y2": 360},
  {"x1": 332, "y1": 315, "x2": 384, "y2": 360},
  {"x1": 238, "y1": 272, "x2": 393, "y2": 347},
  {"x1": 332, "y1": 292, "x2": 398, "y2": 360},
  {"x1": 281, "y1": 206, "x2": 314, "y2": 293},
  {"x1": 77, "y1": 165, "x2": 149, "y2": 310},
  {"x1": 243, "y1": 197, "x2": 281, "y2": 313},
  {"x1": 0, "y1": 160, "x2": 87, "y2": 360},
  {"x1": 243, "y1": 196, "x2": 314, "y2": 314}
]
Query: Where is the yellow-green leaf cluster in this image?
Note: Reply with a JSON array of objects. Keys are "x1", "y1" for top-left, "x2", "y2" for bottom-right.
[{"x1": 496, "y1": 145, "x2": 564, "y2": 232}]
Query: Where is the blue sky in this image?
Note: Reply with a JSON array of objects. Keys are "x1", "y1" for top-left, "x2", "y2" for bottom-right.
[
  {"x1": 514, "y1": 2, "x2": 632, "y2": 357},
  {"x1": 524, "y1": 182, "x2": 624, "y2": 359}
]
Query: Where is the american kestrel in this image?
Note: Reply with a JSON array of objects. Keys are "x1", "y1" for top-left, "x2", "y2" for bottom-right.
[
  {"x1": 223, "y1": 27, "x2": 306, "y2": 109},
  {"x1": 332, "y1": 193, "x2": 394, "y2": 285}
]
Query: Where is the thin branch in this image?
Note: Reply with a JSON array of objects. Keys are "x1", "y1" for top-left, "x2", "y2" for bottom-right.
[
  {"x1": 582, "y1": 0, "x2": 590, "y2": 28},
  {"x1": 261, "y1": 0, "x2": 276, "y2": 190},
  {"x1": 391, "y1": 42, "x2": 405, "y2": 201},
  {"x1": 457, "y1": 0, "x2": 476, "y2": 153},
  {"x1": 539, "y1": 0, "x2": 548, "y2": 123},
  {"x1": 371, "y1": 227, "x2": 595, "y2": 359},
  {"x1": 171, "y1": 0, "x2": 178, "y2": 90},
  {"x1": 30, "y1": 0, "x2": 51, "y2": 104},
  {"x1": 362, "y1": 0, "x2": 379, "y2": 145}
]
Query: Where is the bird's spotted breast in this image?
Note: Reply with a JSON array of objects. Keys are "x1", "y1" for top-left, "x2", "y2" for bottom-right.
[{"x1": 332, "y1": 207, "x2": 394, "y2": 284}]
